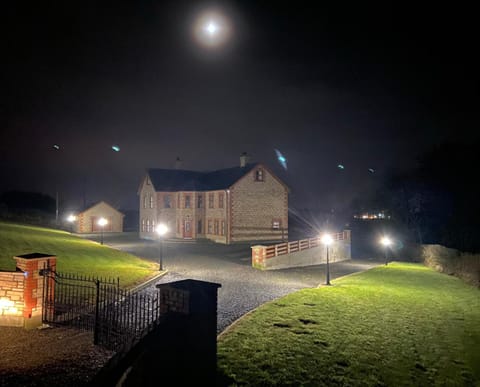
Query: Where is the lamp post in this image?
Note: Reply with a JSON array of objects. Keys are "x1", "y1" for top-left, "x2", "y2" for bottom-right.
[
  {"x1": 156, "y1": 223, "x2": 168, "y2": 271},
  {"x1": 380, "y1": 236, "x2": 392, "y2": 265},
  {"x1": 67, "y1": 214, "x2": 77, "y2": 233},
  {"x1": 321, "y1": 233, "x2": 334, "y2": 286},
  {"x1": 98, "y1": 217, "x2": 108, "y2": 245}
]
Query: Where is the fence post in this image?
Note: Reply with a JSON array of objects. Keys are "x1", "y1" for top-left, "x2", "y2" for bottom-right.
[{"x1": 94, "y1": 279, "x2": 100, "y2": 345}]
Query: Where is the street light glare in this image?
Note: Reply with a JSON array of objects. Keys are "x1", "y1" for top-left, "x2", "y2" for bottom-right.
[
  {"x1": 98, "y1": 217, "x2": 108, "y2": 227},
  {"x1": 156, "y1": 223, "x2": 168, "y2": 236},
  {"x1": 321, "y1": 233, "x2": 333, "y2": 245},
  {"x1": 380, "y1": 236, "x2": 392, "y2": 247}
]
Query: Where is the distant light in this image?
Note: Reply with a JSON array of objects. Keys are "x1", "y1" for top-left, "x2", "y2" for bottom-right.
[
  {"x1": 53, "y1": 144, "x2": 60, "y2": 150},
  {"x1": 67, "y1": 214, "x2": 77, "y2": 222},
  {"x1": 368, "y1": 168, "x2": 375, "y2": 173},
  {"x1": 338, "y1": 164, "x2": 345, "y2": 170},
  {"x1": 112, "y1": 145, "x2": 120, "y2": 152}
]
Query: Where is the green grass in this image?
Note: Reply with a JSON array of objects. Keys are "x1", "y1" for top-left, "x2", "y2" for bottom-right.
[
  {"x1": 217, "y1": 262, "x2": 480, "y2": 386},
  {"x1": 0, "y1": 221, "x2": 158, "y2": 288}
]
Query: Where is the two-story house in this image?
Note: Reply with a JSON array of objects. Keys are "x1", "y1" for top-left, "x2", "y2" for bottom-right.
[{"x1": 138, "y1": 155, "x2": 289, "y2": 244}]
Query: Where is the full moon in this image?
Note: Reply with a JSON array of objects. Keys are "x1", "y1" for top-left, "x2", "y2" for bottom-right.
[{"x1": 193, "y1": 9, "x2": 232, "y2": 48}]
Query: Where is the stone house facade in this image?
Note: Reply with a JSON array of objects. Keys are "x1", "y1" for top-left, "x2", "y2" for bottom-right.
[{"x1": 138, "y1": 157, "x2": 289, "y2": 244}]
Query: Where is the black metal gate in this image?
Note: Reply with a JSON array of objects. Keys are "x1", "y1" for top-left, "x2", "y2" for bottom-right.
[
  {"x1": 41, "y1": 266, "x2": 162, "y2": 352},
  {"x1": 41, "y1": 266, "x2": 119, "y2": 333}
]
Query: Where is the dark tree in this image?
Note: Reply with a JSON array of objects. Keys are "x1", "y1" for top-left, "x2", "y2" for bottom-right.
[{"x1": 0, "y1": 191, "x2": 56, "y2": 215}]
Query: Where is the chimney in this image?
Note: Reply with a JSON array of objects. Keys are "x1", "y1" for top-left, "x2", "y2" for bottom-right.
[
  {"x1": 240, "y1": 152, "x2": 249, "y2": 168},
  {"x1": 175, "y1": 157, "x2": 183, "y2": 170}
]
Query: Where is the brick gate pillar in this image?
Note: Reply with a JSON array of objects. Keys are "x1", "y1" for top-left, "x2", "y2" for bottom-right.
[
  {"x1": 251, "y1": 245, "x2": 267, "y2": 269},
  {"x1": 14, "y1": 253, "x2": 57, "y2": 329}
]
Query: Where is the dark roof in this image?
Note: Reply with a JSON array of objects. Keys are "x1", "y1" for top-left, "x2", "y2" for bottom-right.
[
  {"x1": 16, "y1": 253, "x2": 55, "y2": 259},
  {"x1": 147, "y1": 163, "x2": 258, "y2": 192}
]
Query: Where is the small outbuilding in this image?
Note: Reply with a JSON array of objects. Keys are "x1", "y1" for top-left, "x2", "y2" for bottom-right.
[{"x1": 73, "y1": 201, "x2": 124, "y2": 234}]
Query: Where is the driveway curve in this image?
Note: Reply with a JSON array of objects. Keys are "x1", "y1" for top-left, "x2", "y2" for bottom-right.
[{"x1": 96, "y1": 233, "x2": 381, "y2": 334}]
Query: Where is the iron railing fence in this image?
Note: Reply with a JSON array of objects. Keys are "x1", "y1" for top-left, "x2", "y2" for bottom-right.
[{"x1": 41, "y1": 266, "x2": 162, "y2": 352}]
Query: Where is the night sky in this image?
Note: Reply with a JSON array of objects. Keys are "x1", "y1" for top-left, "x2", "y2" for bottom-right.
[{"x1": 2, "y1": 1, "x2": 478, "y2": 214}]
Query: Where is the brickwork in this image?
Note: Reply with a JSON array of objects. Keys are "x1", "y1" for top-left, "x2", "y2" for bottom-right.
[
  {"x1": 77, "y1": 201, "x2": 124, "y2": 234},
  {"x1": 0, "y1": 253, "x2": 56, "y2": 329},
  {"x1": 230, "y1": 165, "x2": 288, "y2": 242},
  {"x1": 139, "y1": 162, "x2": 289, "y2": 244},
  {"x1": 159, "y1": 286, "x2": 190, "y2": 314},
  {"x1": 0, "y1": 271, "x2": 25, "y2": 327},
  {"x1": 204, "y1": 190, "x2": 228, "y2": 243}
]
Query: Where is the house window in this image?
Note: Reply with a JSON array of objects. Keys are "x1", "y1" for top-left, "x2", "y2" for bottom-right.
[
  {"x1": 207, "y1": 219, "x2": 213, "y2": 234},
  {"x1": 146, "y1": 219, "x2": 150, "y2": 233},
  {"x1": 152, "y1": 220, "x2": 156, "y2": 233},
  {"x1": 143, "y1": 195, "x2": 148, "y2": 208},
  {"x1": 164, "y1": 195, "x2": 171, "y2": 208},
  {"x1": 197, "y1": 194, "x2": 203, "y2": 208},
  {"x1": 150, "y1": 195, "x2": 154, "y2": 209},
  {"x1": 214, "y1": 220, "x2": 219, "y2": 235},
  {"x1": 221, "y1": 220, "x2": 225, "y2": 236},
  {"x1": 185, "y1": 195, "x2": 191, "y2": 208},
  {"x1": 141, "y1": 219, "x2": 145, "y2": 232},
  {"x1": 197, "y1": 220, "x2": 202, "y2": 234},
  {"x1": 218, "y1": 192, "x2": 224, "y2": 208},
  {"x1": 272, "y1": 219, "x2": 281, "y2": 229},
  {"x1": 208, "y1": 193, "x2": 214, "y2": 208},
  {"x1": 255, "y1": 168, "x2": 264, "y2": 182}
]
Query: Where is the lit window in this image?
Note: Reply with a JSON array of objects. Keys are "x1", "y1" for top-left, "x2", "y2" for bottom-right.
[{"x1": 141, "y1": 219, "x2": 145, "y2": 232}]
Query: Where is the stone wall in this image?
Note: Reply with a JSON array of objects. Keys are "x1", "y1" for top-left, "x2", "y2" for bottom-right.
[
  {"x1": 231, "y1": 165, "x2": 288, "y2": 242},
  {"x1": 0, "y1": 271, "x2": 25, "y2": 327},
  {"x1": 0, "y1": 253, "x2": 57, "y2": 328}
]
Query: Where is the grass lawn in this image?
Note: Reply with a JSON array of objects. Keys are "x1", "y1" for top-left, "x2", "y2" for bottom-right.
[
  {"x1": 217, "y1": 262, "x2": 480, "y2": 386},
  {"x1": 0, "y1": 221, "x2": 158, "y2": 288}
]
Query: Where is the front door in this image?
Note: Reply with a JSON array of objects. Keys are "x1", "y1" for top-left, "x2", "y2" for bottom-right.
[{"x1": 183, "y1": 220, "x2": 192, "y2": 239}]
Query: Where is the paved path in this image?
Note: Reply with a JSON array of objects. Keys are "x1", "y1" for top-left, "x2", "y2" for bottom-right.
[{"x1": 94, "y1": 233, "x2": 382, "y2": 334}]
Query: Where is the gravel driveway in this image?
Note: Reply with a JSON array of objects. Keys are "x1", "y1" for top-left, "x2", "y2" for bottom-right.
[
  {"x1": 0, "y1": 233, "x2": 381, "y2": 386},
  {"x1": 99, "y1": 233, "x2": 381, "y2": 334}
]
